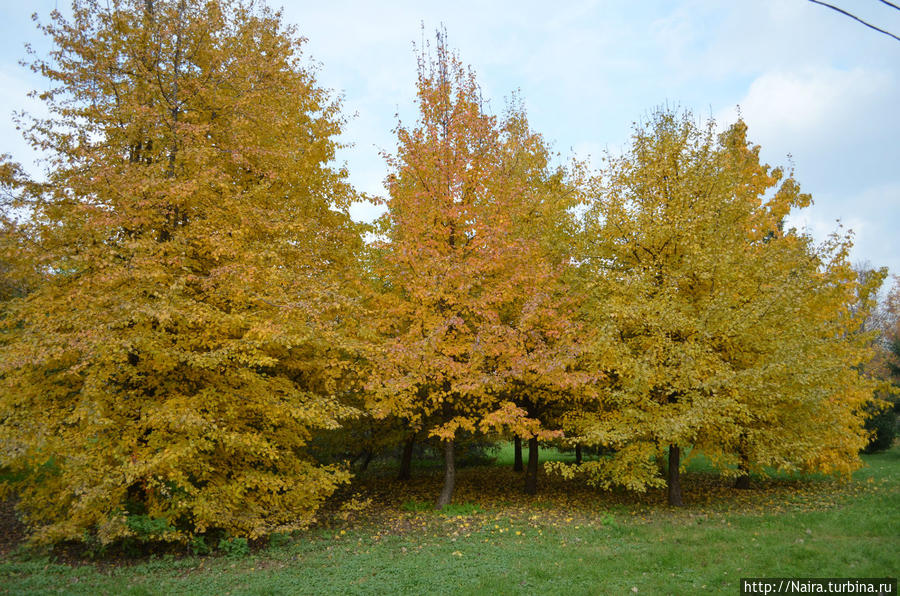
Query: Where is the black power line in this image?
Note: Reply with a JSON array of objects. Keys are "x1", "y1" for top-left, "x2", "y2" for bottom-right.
[
  {"x1": 807, "y1": 0, "x2": 900, "y2": 42},
  {"x1": 876, "y1": 0, "x2": 900, "y2": 12}
]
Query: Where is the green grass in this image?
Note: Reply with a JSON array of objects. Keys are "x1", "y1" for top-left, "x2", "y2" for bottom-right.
[
  {"x1": 490, "y1": 441, "x2": 597, "y2": 467},
  {"x1": 400, "y1": 500, "x2": 485, "y2": 516},
  {"x1": 2, "y1": 446, "x2": 897, "y2": 595}
]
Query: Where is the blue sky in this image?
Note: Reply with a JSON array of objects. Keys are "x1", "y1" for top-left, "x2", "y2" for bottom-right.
[{"x1": 1, "y1": 0, "x2": 898, "y2": 277}]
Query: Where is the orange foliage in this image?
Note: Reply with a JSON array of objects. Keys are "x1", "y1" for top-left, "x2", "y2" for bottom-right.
[{"x1": 367, "y1": 32, "x2": 586, "y2": 504}]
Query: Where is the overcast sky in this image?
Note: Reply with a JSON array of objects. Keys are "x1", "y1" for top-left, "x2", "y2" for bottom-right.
[{"x1": 1, "y1": 0, "x2": 898, "y2": 277}]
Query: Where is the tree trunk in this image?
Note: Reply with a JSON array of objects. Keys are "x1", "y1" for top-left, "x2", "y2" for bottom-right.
[
  {"x1": 359, "y1": 450, "x2": 373, "y2": 472},
  {"x1": 398, "y1": 435, "x2": 415, "y2": 481},
  {"x1": 513, "y1": 436, "x2": 524, "y2": 472},
  {"x1": 435, "y1": 438, "x2": 455, "y2": 509},
  {"x1": 524, "y1": 437, "x2": 539, "y2": 495},
  {"x1": 575, "y1": 444, "x2": 583, "y2": 465},
  {"x1": 667, "y1": 444, "x2": 684, "y2": 506},
  {"x1": 734, "y1": 453, "x2": 751, "y2": 489}
]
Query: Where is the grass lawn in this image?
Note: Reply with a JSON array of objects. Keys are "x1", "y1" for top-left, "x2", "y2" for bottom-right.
[{"x1": 1, "y1": 445, "x2": 897, "y2": 595}]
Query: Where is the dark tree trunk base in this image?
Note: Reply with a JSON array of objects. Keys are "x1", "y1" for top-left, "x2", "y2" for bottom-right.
[
  {"x1": 360, "y1": 450, "x2": 373, "y2": 472},
  {"x1": 734, "y1": 452, "x2": 751, "y2": 489},
  {"x1": 398, "y1": 435, "x2": 415, "y2": 481},
  {"x1": 667, "y1": 444, "x2": 684, "y2": 506},
  {"x1": 575, "y1": 444, "x2": 583, "y2": 465}
]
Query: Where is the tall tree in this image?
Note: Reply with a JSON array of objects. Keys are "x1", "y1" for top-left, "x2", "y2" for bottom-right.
[
  {"x1": 0, "y1": 0, "x2": 362, "y2": 544},
  {"x1": 369, "y1": 32, "x2": 562, "y2": 508},
  {"x1": 565, "y1": 110, "x2": 882, "y2": 505},
  {"x1": 487, "y1": 103, "x2": 591, "y2": 495}
]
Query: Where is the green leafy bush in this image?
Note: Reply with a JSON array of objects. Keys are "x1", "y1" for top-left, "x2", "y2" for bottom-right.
[
  {"x1": 218, "y1": 537, "x2": 250, "y2": 557},
  {"x1": 125, "y1": 515, "x2": 173, "y2": 541}
]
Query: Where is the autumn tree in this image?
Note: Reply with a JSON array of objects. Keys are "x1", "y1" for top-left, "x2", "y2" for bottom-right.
[
  {"x1": 368, "y1": 33, "x2": 565, "y2": 508},
  {"x1": 561, "y1": 110, "x2": 882, "y2": 505},
  {"x1": 859, "y1": 272, "x2": 900, "y2": 453},
  {"x1": 717, "y1": 233, "x2": 884, "y2": 483},
  {"x1": 484, "y1": 102, "x2": 593, "y2": 495},
  {"x1": 0, "y1": 0, "x2": 363, "y2": 544}
]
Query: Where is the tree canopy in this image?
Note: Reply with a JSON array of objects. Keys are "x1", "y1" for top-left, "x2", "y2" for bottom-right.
[
  {"x1": 367, "y1": 33, "x2": 582, "y2": 507},
  {"x1": 0, "y1": 0, "x2": 363, "y2": 543},
  {"x1": 0, "y1": 6, "x2": 888, "y2": 544},
  {"x1": 555, "y1": 112, "x2": 884, "y2": 504}
]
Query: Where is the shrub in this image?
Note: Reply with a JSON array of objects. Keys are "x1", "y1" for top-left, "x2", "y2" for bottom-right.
[
  {"x1": 863, "y1": 399, "x2": 897, "y2": 453},
  {"x1": 218, "y1": 537, "x2": 250, "y2": 557}
]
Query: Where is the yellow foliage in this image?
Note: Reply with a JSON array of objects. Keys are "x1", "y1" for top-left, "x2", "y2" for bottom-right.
[
  {"x1": 0, "y1": 0, "x2": 362, "y2": 544},
  {"x1": 572, "y1": 109, "x2": 883, "y2": 492}
]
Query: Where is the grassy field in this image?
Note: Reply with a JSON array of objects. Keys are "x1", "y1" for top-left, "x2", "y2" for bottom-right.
[{"x1": 1, "y1": 445, "x2": 897, "y2": 595}]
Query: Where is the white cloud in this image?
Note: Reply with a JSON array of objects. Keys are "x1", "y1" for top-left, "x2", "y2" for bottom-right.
[
  {"x1": 734, "y1": 68, "x2": 893, "y2": 143},
  {"x1": 715, "y1": 64, "x2": 900, "y2": 277}
]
